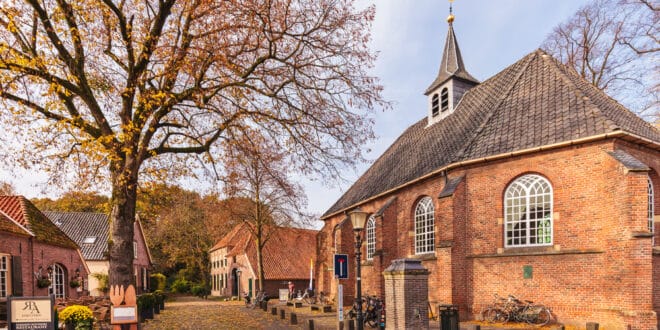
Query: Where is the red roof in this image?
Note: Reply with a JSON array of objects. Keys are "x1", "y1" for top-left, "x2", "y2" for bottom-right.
[
  {"x1": 211, "y1": 223, "x2": 317, "y2": 280},
  {"x1": 0, "y1": 196, "x2": 79, "y2": 249}
]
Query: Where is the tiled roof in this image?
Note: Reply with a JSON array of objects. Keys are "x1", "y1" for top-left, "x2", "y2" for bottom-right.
[
  {"x1": 438, "y1": 176, "x2": 464, "y2": 198},
  {"x1": 322, "y1": 49, "x2": 660, "y2": 218},
  {"x1": 212, "y1": 223, "x2": 318, "y2": 280},
  {"x1": 44, "y1": 212, "x2": 109, "y2": 260},
  {"x1": 0, "y1": 196, "x2": 79, "y2": 249},
  {"x1": 0, "y1": 211, "x2": 31, "y2": 237},
  {"x1": 425, "y1": 22, "x2": 479, "y2": 94}
]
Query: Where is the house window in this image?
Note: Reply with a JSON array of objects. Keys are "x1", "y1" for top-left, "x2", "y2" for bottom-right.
[
  {"x1": 365, "y1": 216, "x2": 376, "y2": 260},
  {"x1": 414, "y1": 197, "x2": 435, "y2": 254},
  {"x1": 82, "y1": 236, "x2": 97, "y2": 244},
  {"x1": 0, "y1": 255, "x2": 9, "y2": 298},
  {"x1": 431, "y1": 94, "x2": 440, "y2": 117},
  {"x1": 49, "y1": 264, "x2": 66, "y2": 298},
  {"x1": 133, "y1": 241, "x2": 138, "y2": 259},
  {"x1": 440, "y1": 88, "x2": 449, "y2": 112},
  {"x1": 649, "y1": 176, "x2": 655, "y2": 233},
  {"x1": 505, "y1": 174, "x2": 553, "y2": 247}
]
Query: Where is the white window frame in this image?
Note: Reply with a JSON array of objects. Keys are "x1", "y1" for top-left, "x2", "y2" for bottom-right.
[
  {"x1": 49, "y1": 264, "x2": 66, "y2": 299},
  {"x1": 365, "y1": 216, "x2": 376, "y2": 260},
  {"x1": 504, "y1": 174, "x2": 553, "y2": 247},
  {"x1": 0, "y1": 255, "x2": 9, "y2": 298},
  {"x1": 414, "y1": 197, "x2": 435, "y2": 254},
  {"x1": 133, "y1": 241, "x2": 138, "y2": 259},
  {"x1": 649, "y1": 176, "x2": 655, "y2": 233}
]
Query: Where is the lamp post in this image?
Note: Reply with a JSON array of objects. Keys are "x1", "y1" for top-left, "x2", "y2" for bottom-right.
[{"x1": 349, "y1": 208, "x2": 369, "y2": 330}]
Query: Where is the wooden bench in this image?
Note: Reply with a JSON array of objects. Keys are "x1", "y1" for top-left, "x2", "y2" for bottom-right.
[{"x1": 310, "y1": 304, "x2": 332, "y2": 313}]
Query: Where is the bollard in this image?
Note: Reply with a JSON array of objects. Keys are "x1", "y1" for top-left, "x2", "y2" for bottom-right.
[
  {"x1": 586, "y1": 322, "x2": 599, "y2": 330},
  {"x1": 280, "y1": 309, "x2": 286, "y2": 319},
  {"x1": 290, "y1": 312, "x2": 298, "y2": 325},
  {"x1": 344, "y1": 318, "x2": 355, "y2": 330},
  {"x1": 308, "y1": 319, "x2": 315, "y2": 330},
  {"x1": 271, "y1": 307, "x2": 277, "y2": 315},
  {"x1": 261, "y1": 301, "x2": 267, "y2": 311}
]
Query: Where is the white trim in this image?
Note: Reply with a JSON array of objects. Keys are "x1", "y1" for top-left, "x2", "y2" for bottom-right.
[
  {"x1": 504, "y1": 174, "x2": 553, "y2": 247},
  {"x1": 414, "y1": 197, "x2": 435, "y2": 254},
  {"x1": 365, "y1": 216, "x2": 376, "y2": 260},
  {"x1": 649, "y1": 176, "x2": 655, "y2": 233}
]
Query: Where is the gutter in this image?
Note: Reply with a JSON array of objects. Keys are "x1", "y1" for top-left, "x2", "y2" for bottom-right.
[{"x1": 321, "y1": 130, "x2": 659, "y2": 220}]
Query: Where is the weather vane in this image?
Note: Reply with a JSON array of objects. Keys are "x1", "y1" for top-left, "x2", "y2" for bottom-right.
[{"x1": 447, "y1": 0, "x2": 455, "y2": 24}]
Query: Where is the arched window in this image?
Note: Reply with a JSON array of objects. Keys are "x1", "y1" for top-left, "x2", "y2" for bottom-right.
[
  {"x1": 649, "y1": 176, "x2": 655, "y2": 233},
  {"x1": 431, "y1": 94, "x2": 440, "y2": 117},
  {"x1": 366, "y1": 216, "x2": 376, "y2": 260},
  {"x1": 414, "y1": 197, "x2": 435, "y2": 254},
  {"x1": 440, "y1": 88, "x2": 449, "y2": 112},
  {"x1": 49, "y1": 264, "x2": 66, "y2": 298},
  {"x1": 505, "y1": 174, "x2": 553, "y2": 247}
]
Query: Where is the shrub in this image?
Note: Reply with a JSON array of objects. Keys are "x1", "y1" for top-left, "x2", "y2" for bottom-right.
[
  {"x1": 90, "y1": 273, "x2": 109, "y2": 294},
  {"x1": 191, "y1": 284, "x2": 210, "y2": 298},
  {"x1": 170, "y1": 278, "x2": 190, "y2": 293},
  {"x1": 137, "y1": 293, "x2": 156, "y2": 310},
  {"x1": 149, "y1": 273, "x2": 167, "y2": 292},
  {"x1": 59, "y1": 305, "x2": 94, "y2": 330}
]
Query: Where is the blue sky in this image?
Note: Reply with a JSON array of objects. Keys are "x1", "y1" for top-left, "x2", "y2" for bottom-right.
[
  {"x1": 301, "y1": 0, "x2": 589, "y2": 223},
  {"x1": 1, "y1": 0, "x2": 590, "y2": 222}
]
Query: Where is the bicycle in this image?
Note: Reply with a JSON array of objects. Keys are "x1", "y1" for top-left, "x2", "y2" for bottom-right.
[
  {"x1": 244, "y1": 290, "x2": 268, "y2": 309},
  {"x1": 427, "y1": 301, "x2": 437, "y2": 321},
  {"x1": 346, "y1": 295, "x2": 383, "y2": 328}
]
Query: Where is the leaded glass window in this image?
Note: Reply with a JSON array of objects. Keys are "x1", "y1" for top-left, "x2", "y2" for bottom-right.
[
  {"x1": 505, "y1": 174, "x2": 553, "y2": 247},
  {"x1": 415, "y1": 197, "x2": 435, "y2": 254},
  {"x1": 366, "y1": 216, "x2": 376, "y2": 260}
]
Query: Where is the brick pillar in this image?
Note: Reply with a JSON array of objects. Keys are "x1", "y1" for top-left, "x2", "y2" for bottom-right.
[{"x1": 383, "y1": 259, "x2": 430, "y2": 329}]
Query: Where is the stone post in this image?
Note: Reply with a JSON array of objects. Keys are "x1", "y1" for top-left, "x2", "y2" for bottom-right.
[{"x1": 383, "y1": 259, "x2": 430, "y2": 330}]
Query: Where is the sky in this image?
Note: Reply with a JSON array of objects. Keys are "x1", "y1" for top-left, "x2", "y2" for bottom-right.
[{"x1": 0, "y1": 0, "x2": 589, "y2": 226}]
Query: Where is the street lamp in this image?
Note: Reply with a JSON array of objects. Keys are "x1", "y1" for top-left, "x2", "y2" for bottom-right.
[{"x1": 349, "y1": 208, "x2": 369, "y2": 330}]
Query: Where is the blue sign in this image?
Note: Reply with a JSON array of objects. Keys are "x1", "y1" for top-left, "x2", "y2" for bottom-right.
[{"x1": 334, "y1": 254, "x2": 349, "y2": 279}]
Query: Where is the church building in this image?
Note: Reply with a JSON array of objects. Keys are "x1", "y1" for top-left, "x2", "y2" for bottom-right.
[{"x1": 316, "y1": 11, "x2": 660, "y2": 328}]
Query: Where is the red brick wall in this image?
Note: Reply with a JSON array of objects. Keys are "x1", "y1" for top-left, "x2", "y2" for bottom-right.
[
  {"x1": 133, "y1": 221, "x2": 151, "y2": 293},
  {"x1": 318, "y1": 138, "x2": 659, "y2": 328},
  {"x1": 0, "y1": 233, "x2": 88, "y2": 299}
]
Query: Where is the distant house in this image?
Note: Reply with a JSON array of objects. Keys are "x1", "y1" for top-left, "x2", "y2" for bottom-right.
[
  {"x1": 210, "y1": 223, "x2": 317, "y2": 299},
  {"x1": 44, "y1": 212, "x2": 153, "y2": 296},
  {"x1": 0, "y1": 196, "x2": 88, "y2": 299}
]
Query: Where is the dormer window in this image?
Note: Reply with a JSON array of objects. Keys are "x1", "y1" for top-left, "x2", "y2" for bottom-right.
[
  {"x1": 441, "y1": 88, "x2": 449, "y2": 112},
  {"x1": 431, "y1": 94, "x2": 440, "y2": 117}
]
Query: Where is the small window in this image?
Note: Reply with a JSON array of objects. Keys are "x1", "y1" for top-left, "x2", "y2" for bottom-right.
[
  {"x1": 365, "y1": 216, "x2": 376, "y2": 260},
  {"x1": 133, "y1": 241, "x2": 138, "y2": 259},
  {"x1": 49, "y1": 264, "x2": 65, "y2": 298},
  {"x1": 82, "y1": 236, "x2": 97, "y2": 244},
  {"x1": 414, "y1": 197, "x2": 435, "y2": 254},
  {"x1": 649, "y1": 176, "x2": 655, "y2": 233},
  {"x1": 505, "y1": 174, "x2": 553, "y2": 247},
  {"x1": 431, "y1": 94, "x2": 440, "y2": 116},
  {"x1": 0, "y1": 255, "x2": 9, "y2": 298},
  {"x1": 440, "y1": 88, "x2": 449, "y2": 112}
]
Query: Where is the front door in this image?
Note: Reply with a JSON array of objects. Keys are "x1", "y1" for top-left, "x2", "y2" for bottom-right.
[{"x1": 232, "y1": 268, "x2": 238, "y2": 296}]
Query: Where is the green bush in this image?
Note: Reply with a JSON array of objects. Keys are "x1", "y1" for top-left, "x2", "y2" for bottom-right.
[
  {"x1": 191, "y1": 284, "x2": 210, "y2": 298},
  {"x1": 149, "y1": 273, "x2": 167, "y2": 292},
  {"x1": 170, "y1": 278, "x2": 190, "y2": 293},
  {"x1": 137, "y1": 293, "x2": 156, "y2": 310}
]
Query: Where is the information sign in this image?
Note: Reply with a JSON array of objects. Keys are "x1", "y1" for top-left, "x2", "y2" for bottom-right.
[
  {"x1": 334, "y1": 254, "x2": 349, "y2": 279},
  {"x1": 8, "y1": 295, "x2": 55, "y2": 330}
]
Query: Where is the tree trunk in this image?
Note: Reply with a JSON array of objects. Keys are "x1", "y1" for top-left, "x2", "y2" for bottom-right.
[{"x1": 108, "y1": 162, "x2": 138, "y2": 287}]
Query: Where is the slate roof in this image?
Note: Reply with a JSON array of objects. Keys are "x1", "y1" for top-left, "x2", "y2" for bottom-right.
[
  {"x1": 211, "y1": 223, "x2": 317, "y2": 280},
  {"x1": 44, "y1": 212, "x2": 109, "y2": 260},
  {"x1": 425, "y1": 22, "x2": 479, "y2": 94},
  {"x1": 606, "y1": 150, "x2": 650, "y2": 171},
  {"x1": 0, "y1": 196, "x2": 79, "y2": 249},
  {"x1": 322, "y1": 49, "x2": 660, "y2": 218}
]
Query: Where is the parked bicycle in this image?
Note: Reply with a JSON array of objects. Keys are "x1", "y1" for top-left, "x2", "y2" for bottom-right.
[
  {"x1": 482, "y1": 294, "x2": 553, "y2": 325},
  {"x1": 346, "y1": 295, "x2": 384, "y2": 328},
  {"x1": 244, "y1": 290, "x2": 269, "y2": 309}
]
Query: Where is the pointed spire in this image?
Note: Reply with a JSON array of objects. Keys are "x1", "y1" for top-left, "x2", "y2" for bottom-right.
[{"x1": 424, "y1": 4, "x2": 478, "y2": 95}]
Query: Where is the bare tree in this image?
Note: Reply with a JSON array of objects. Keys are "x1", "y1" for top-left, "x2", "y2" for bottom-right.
[
  {"x1": 222, "y1": 129, "x2": 310, "y2": 292},
  {"x1": 0, "y1": 0, "x2": 384, "y2": 286},
  {"x1": 0, "y1": 181, "x2": 15, "y2": 195},
  {"x1": 542, "y1": 0, "x2": 659, "y2": 121}
]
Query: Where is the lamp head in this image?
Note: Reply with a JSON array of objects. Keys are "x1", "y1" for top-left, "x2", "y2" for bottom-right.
[{"x1": 348, "y1": 208, "x2": 369, "y2": 232}]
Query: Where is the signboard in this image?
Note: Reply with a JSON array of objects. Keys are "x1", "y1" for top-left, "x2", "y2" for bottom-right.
[
  {"x1": 8, "y1": 295, "x2": 55, "y2": 330},
  {"x1": 334, "y1": 254, "x2": 349, "y2": 279},
  {"x1": 279, "y1": 288, "x2": 290, "y2": 302},
  {"x1": 110, "y1": 306, "x2": 138, "y2": 324}
]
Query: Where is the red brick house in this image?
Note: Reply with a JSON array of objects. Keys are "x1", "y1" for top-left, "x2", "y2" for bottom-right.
[
  {"x1": 316, "y1": 17, "x2": 660, "y2": 328},
  {"x1": 0, "y1": 196, "x2": 89, "y2": 299},
  {"x1": 44, "y1": 212, "x2": 153, "y2": 295},
  {"x1": 210, "y1": 223, "x2": 317, "y2": 299}
]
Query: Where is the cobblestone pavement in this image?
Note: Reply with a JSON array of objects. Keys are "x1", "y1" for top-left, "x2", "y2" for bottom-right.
[{"x1": 141, "y1": 296, "x2": 304, "y2": 330}]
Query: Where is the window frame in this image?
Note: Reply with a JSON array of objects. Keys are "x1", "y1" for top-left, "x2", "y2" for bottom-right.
[
  {"x1": 504, "y1": 174, "x2": 553, "y2": 248},
  {"x1": 440, "y1": 88, "x2": 449, "y2": 112},
  {"x1": 431, "y1": 93, "x2": 440, "y2": 117},
  {"x1": 49, "y1": 264, "x2": 66, "y2": 299},
  {"x1": 414, "y1": 197, "x2": 435, "y2": 255},
  {"x1": 0, "y1": 255, "x2": 9, "y2": 298},
  {"x1": 365, "y1": 216, "x2": 376, "y2": 260},
  {"x1": 649, "y1": 176, "x2": 655, "y2": 233}
]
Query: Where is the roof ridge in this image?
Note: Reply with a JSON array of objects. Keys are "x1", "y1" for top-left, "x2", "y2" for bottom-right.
[
  {"x1": 454, "y1": 51, "x2": 538, "y2": 160},
  {"x1": 539, "y1": 49, "x2": 620, "y2": 131}
]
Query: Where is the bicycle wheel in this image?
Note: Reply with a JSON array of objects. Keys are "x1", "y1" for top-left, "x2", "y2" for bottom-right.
[
  {"x1": 483, "y1": 308, "x2": 507, "y2": 323},
  {"x1": 533, "y1": 307, "x2": 552, "y2": 326},
  {"x1": 366, "y1": 314, "x2": 378, "y2": 328}
]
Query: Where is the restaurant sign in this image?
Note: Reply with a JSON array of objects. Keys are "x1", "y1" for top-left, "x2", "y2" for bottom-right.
[{"x1": 8, "y1": 296, "x2": 55, "y2": 330}]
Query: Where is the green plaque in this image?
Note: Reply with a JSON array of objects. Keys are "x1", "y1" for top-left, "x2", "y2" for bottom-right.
[{"x1": 523, "y1": 265, "x2": 533, "y2": 279}]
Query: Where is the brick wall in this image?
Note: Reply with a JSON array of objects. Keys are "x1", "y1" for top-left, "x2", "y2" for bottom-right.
[{"x1": 317, "y1": 138, "x2": 659, "y2": 328}]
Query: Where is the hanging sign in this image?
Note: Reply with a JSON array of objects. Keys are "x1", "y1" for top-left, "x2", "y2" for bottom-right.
[{"x1": 8, "y1": 295, "x2": 55, "y2": 330}]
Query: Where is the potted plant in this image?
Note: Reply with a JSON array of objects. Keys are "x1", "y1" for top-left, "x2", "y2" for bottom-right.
[
  {"x1": 137, "y1": 293, "x2": 155, "y2": 320},
  {"x1": 69, "y1": 278, "x2": 81, "y2": 289},
  {"x1": 154, "y1": 290, "x2": 166, "y2": 310},
  {"x1": 37, "y1": 276, "x2": 51, "y2": 288},
  {"x1": 59, "y1": 305, "x2": 94, "y2": 330}
]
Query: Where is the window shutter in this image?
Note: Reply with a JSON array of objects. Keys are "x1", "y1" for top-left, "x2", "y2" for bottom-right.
[{"x1": 11, "y1": 256, "x2": 23, "y2": 296}]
